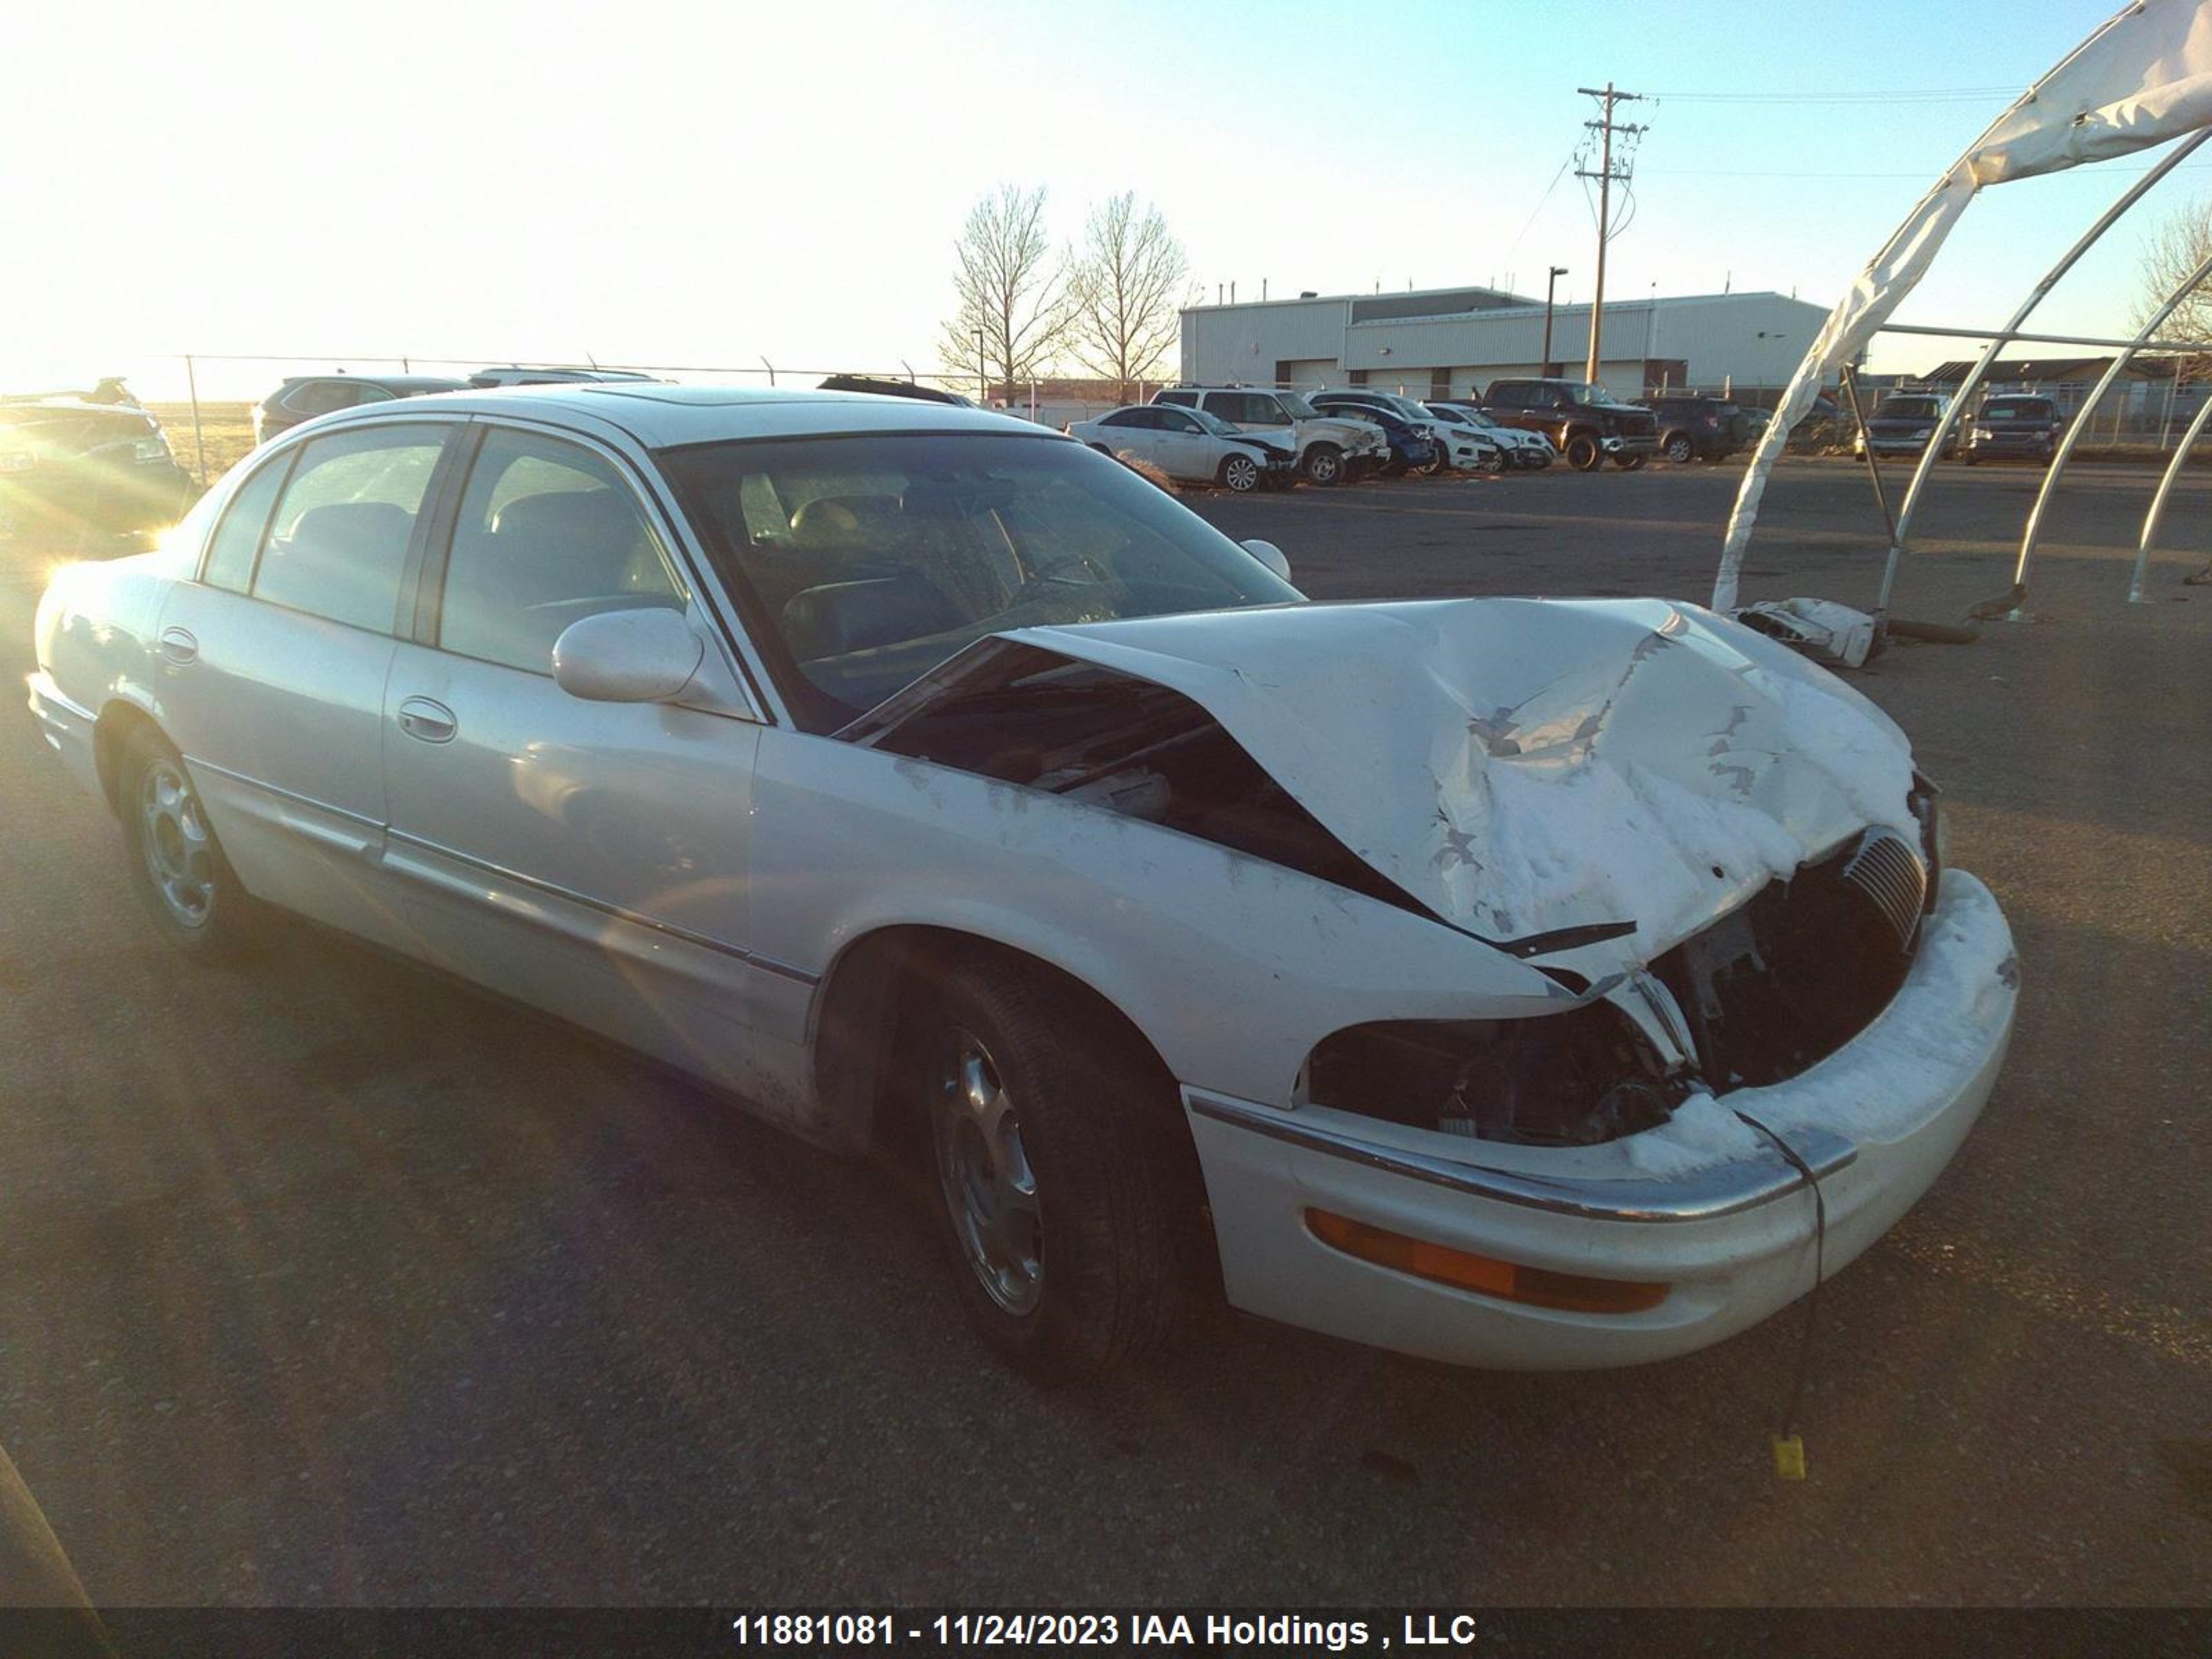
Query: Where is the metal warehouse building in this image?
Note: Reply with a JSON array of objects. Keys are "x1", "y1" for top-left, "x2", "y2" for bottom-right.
[{"x1": 1178, "y1": 284, "x2": 1831, "y2": 402}]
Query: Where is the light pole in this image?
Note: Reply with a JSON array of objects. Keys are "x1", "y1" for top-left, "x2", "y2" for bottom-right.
[{"x1": 1541, "y1": 266, "x2": 1568, "y2": 375}]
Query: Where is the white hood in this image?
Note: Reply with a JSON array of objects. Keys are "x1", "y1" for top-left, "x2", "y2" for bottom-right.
[{"x1": 1013, "y1": 598, "x2": 1920, "y2": 964}]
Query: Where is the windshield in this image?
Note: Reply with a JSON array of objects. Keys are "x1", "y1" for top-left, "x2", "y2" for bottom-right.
[
  {"x1": 1277, "y1": 392, "x2": 1320, "y2": 420},
  {"x1": 1566, "y1": 383, "x2": 1619, "y2": 406},
  {"x1": 660, "y1": 433, "x2": 1301, "y2": 732},
  {"x1": 1185, "y1": 405, "x2": 1251, "y2": 437},
  {"x1": 1983, "y1": 400, "x2": 2051, "y2": 420},
  {"x1": 1877, "y1": 397, "x2": 1942, "y2": 420}
]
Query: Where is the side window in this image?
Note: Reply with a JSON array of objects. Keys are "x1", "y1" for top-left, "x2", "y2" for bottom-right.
[
  {"x1": 200, "y1": 451, "x2": 293, "y2": 592},
  {"x1": 1154, "y1": 390, "x2": 1197, "y2": 407},
  {"x1": 435, "y1": 427, "x2": 686, "y2": 675},
  {"x1": 1490, "y1": 385, "x2": 1526, "y2": 409},
  {"x1": 1099, "y1": 409, "x2": 1139, "y2": 428},
  {"x1": 354, "y1": 385, "x2": 397, "y2": 405},
  {"x1": 252, "y1": 424, "x2": 445, "y2": 631},
  {"x1": 281, "y1": 380, "x2": 357, "y2": 417},
  {"x1": 1253, "y1": 395, "x2": 1288, "y2": 422},
  {"x1": 1159, "y1": 410, "x2": 1201, "y2": 433}
]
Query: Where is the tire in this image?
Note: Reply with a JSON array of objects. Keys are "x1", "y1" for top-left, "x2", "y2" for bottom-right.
[
  {"x1": 1302, "y1": 442, "x2": 1344, "y2": 487},
  {"x1": 1564, "y1": 432, "x2": 1602, "y2": 471},
  {"x1": 118, "y1": 725, "x2": 256, "y2": 960},
  {"x1": 1963, "y1": 454, "x2": 1978, "y2": 466},
  {"x1": 1613, "y1": 451, "x2": 1647, "y2": 471},
  {"x1": 1481, "y1": 447, "x2": 1508, "y2": 474},
  {"x1": 1220, "y1": 453, "x2": 1261, "y2": 492},
  {"x1": 915, "y1": 959, "x2": 1208, "y2": 1381},
  {"x1": 1662, "y1": 433, "x2": 1694, "y2": 464},
  {"x1": 1416, "y1": 446, "x2": 1448, "y2": 477}
]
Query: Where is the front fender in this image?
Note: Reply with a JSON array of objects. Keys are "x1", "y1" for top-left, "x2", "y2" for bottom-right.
[{"x1": 748, "y1": 729, "x2": 1572, "y2": 1109}]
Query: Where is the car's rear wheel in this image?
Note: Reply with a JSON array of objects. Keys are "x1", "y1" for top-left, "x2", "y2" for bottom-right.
[
  {"x1": 1663, "y1": 433, "x2": 1694, "y2": 463},
  {"x1": 1302, "y1": 442, "x2": 1343, "y2": 487},
  {"x1": 916, "y1": 961, "x2": 1207, "y2": 1381},
  {"x1": 119, "y1": 725, "x2": 254, "y2": 959},
  {"x1": 1220, "y1": 453, "x2": 1261, "y2": 492},
  {"x1": 1564, "y1": 433, "x2": 1602, "y2": 471}
]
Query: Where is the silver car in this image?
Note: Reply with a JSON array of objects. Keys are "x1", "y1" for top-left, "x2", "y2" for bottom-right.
[{"x1": 30, "y1": 386, "x2": 2017, "y2": 1380}]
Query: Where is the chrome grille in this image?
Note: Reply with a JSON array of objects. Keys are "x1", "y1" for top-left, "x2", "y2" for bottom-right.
[{"x1": 1841, "y1": 830, "x2": 1927, "y2": 950}]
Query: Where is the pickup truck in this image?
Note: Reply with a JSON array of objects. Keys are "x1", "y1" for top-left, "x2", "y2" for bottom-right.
[{"x1": 1479, "y1": 379, "x2": 1660, "y2": 472}]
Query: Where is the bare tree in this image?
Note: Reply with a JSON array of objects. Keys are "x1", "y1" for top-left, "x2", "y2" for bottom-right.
[
  {"x1": 939, "y1": 185, "x2": 1068, "y2": 404},
  {"x1": 1068, "y1": 193, "x2": 1189, "y2": 402},
  {"x1": 2131, "y1": 194, "x2": 2212, "y2": 379}
]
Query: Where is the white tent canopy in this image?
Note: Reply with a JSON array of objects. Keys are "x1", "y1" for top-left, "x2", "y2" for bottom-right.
[{"x1": 1714, "y1": 0, "x2": 2212, "y2": 614}]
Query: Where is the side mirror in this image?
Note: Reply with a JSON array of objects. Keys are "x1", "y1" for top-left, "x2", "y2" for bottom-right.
[
  {"x1": 551, "y1": 607, "x2": 704, "y2": 703},
  {"x1": 1241, "y1": 538, "x2": 1292, "y2": 582}
]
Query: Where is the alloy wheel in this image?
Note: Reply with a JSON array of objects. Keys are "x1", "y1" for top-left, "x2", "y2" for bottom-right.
[
  {"x1": 932, "y1": 1029, "x2": 1043, "y2": 1315},
  {"x1": 139, "y1": 758, "x2": 215, "y2": 928}
]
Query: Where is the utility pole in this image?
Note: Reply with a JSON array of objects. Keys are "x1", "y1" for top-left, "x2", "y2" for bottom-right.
[{"x1": 1575, "y1": 82, "x2": 1644, "y2": 386}]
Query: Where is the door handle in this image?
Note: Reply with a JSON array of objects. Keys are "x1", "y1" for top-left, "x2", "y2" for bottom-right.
[
  {"x1": 396, "y1": 696, "x2": 458, "y2": 744},
  {"x1": 158, "y1": 626, "x2": 198, "y2": 665}
]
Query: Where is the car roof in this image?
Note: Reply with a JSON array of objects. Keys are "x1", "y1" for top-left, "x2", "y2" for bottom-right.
[
  {"x1": 306, "y1": 383, "x2": 1045, "y2": 449},
  {"x1": 281, "y1": 373, "x2": 471, "y2": 393}
]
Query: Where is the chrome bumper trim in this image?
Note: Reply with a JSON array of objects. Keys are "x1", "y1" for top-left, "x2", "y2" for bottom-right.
[{"x1": 1183, "y1": 1089, "x2": 1857, "y2": 1224}]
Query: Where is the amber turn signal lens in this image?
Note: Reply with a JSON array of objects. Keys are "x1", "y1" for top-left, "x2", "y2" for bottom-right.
[{"x1": 1304, "y1": 1209, "x2": 1669, "y2": 1314}]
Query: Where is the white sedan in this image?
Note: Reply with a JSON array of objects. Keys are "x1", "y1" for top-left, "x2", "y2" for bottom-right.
[
  {"x1": 30, "y1": 385, "x2": 2016, "y2": 1378},
  {"x1": 1067, "y1": 403, "x2": 1299, "y2": 491}
]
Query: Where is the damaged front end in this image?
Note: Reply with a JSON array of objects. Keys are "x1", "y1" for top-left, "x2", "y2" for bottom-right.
[{"x1": 847, "y1": 597, "x2": 1958, "y2": 1151}]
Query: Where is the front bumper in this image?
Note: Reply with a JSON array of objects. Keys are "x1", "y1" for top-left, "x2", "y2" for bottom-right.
[
  {"x1": 1185, "y1": 870, "x2": 2016, "y2": 1370},
  {"x1": 1602, "y1": 433, "x2": 1660, "y2": 456},
  {"x1": 1967, "y1": 431, "x2": 2057, "y2": 457}
]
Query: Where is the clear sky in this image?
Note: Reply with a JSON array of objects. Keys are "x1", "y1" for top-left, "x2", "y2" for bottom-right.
[{"x1": 4, "y1": 0, "x2": 2193, "y2": 401}]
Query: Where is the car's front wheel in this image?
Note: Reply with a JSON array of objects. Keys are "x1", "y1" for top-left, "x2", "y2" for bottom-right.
[
  {"x1": 1302, "y1": 442, "x2": 1344, "y2": 487},
  {"x1": 917, "y1": 961, "x2": 1207, "y2": 1381},
  {"x1": 1564, "y1": 433, "x2": 1602, "y2": 471},
  {"x1": 1481, "y1": 447, "x2": 1508, "y2": 474},
  {"x1": 118, "y1": 725, "x2": 255, "y2": 959},
  {"x1": 1219, "y1": 453, "x2": 1262, "y2": 492}
]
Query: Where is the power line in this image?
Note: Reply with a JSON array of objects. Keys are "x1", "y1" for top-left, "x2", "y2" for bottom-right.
[{"x1": 1647, "y1": 85, "x2": 2016, "y2": 105}]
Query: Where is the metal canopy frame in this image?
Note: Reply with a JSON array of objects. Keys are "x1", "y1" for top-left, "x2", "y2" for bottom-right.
[{"x1": 1868, "y1": 127, "x2": 2212, "y2": 623}]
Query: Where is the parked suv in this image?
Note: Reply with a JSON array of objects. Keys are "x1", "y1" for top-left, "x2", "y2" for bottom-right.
[
  {"x1": 252, "y1": 373, "x2": 469, "y2": 445},
  {"x1": 1152, "y1": 386, "x2": 1388, "y2": 486},
  {"x1": 1647, "y1": 395, "x2": 1743, "y2": 464},
  {"x1": 1481, "y1": 379, "x2": 1659, "y2": 471},
  {"x1": 1963, "y1": 394, "x2": 2064, "y2": 465},
  {"x1": 1855, "y1": 393, "x2": 1956, "y2": 460}
]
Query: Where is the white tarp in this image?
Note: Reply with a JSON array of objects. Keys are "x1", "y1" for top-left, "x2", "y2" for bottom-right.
[{"x1": 1714, "y1": 0, "x2": 2212, "y2": 612}]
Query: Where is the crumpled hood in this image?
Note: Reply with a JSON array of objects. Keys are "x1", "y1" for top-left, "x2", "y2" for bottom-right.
[{"x1": 1010, "y1": 597, "x2": 1920, "y2": 964}]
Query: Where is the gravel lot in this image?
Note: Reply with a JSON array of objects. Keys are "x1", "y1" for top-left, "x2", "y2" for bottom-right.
[{"x1": 1, "y1": 456, "x2": 2206, "y2": 1608}]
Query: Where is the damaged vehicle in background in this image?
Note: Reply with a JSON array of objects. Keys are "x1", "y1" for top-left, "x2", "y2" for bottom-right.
[
  {"x1": 1151, "y1": 386, "x2": 1389, "y2": 486},
  {"x1": 1855, "y1": 391, "x2": 1957, "y2": 460},
  {"x1": 0, "y1": 386, "x2": 194, "y2": 547},
  {"x1": 29, "y1": 384, "x2": 2018, "y2": 1380},
  {"x1": 1066, "y1": 403, "x2": 1298, "y2": 491}
]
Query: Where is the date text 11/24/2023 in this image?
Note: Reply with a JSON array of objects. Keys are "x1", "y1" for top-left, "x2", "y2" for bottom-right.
[{"x1": 728, "y1": 1611, "x2": 1481, "y2": 1650}]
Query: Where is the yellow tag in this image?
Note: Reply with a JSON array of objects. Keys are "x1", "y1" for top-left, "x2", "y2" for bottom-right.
[{"x1": 1773, "y1": 1434, "x2": 1807, "y2": 1481}]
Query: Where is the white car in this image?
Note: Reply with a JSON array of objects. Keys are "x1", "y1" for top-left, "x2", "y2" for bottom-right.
[
  {"x1": 1427, "y1": 400, "x2": 1555, "y2": 469},
  {"x1": 29, "y1": 384, "x2": 2017, "y2": 1379},
  {"x1": 1067, "y1": 404, "x2": 1299, "y2": 492},
  {"x1": 1151, "y1": 386, "x2": 1391, "y2": 487}
]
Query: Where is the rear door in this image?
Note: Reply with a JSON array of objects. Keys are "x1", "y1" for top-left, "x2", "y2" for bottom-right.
[
  {"x1": 153, "y1": 418, "x2": 458, "y2": 951},
  {"x1": 378, "y1": 420, "x2": 774, "y2": 1093}
]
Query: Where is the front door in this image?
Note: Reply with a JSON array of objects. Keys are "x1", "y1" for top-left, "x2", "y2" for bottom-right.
[{"x1": 378, "y1": 422, "x2": 772, "y2": 1092}]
